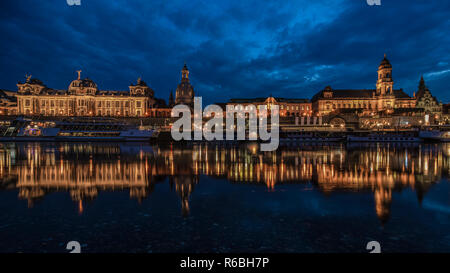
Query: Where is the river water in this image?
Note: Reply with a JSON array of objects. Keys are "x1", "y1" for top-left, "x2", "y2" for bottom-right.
[{"x1": 0, "y1": 142, "x2": 449, "y2": 252}]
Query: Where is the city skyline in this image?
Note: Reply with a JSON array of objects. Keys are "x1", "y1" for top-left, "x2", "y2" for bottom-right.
[
  {"x1": 0, "y1": 0, "x2": 449, "y2": 106},
  {"x1": 1, "y1": 0, "x2": 450, "y2": 257},
  {"x1": 3, "y1": 54, "x2": 448, "y2": 101}
]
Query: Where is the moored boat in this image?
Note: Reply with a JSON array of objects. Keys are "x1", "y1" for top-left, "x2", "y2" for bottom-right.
[
  {"x1": 280, "y1": 131, "x2": 345, "y2": 144},
  {"x1": 347, "y1": 130, "x2": 422, "y2": 142},
  {"x1": 419, "y1": 129, "x2": 450, "y2": 142},
  {"x1": 0, "y1": 118, "x2": 156, "y2": 142}
]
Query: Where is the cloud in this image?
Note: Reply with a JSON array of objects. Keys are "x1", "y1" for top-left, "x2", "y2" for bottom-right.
[{"x1": 0, "y1": 0, "x2": 449, "y2": 104}]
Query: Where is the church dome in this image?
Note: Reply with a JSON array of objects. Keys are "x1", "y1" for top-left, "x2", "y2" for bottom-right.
[
  {"x1": 69, "y1": 70, "x2": 97, "y2": 89},
  {"x1": 69, "y1": 79, "x2": 81, "y2": 88},
  {"x1": 175, "y1": 63, "x2": 194, "y2": 105},
  {"x1": 80, "y1": 78, "x2": 97, "y2": 88},
  {"x1": 70, "y1": 78, "x2": 97, "y2": 88},
  {"x1": 176, "y1": 81, "x2": 194, "y2": 98},
  {"x1": 29, "y1": 78, "x2": 44, "y2": 86}
]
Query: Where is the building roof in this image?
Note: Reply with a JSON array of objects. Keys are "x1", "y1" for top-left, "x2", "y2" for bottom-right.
[
  {"x1": 229, "y1": 98, "x2": 266, "y2": 103},
  {"x1": 229, "y1": 97, "x2": 310, "y2": 104},
  {"x1": 42, "y1": 89, "x2": 68, "y2": 95},
  {"x1": 312, "y1": 88, "x2": 411, "y2": 101},
  {"x1": 312, "y1": 89, "x2": 373, "y2": 101},
  {"x1": 276, "y1": 98, "x2": 310, "y2": 103},
  {"x1": 0, "y1": 89, "x2": 16, "y2": 98},
  {"x1": 416, "y1": 76, "x2": 427, "y2": 98},
  {"x1": 443, "y1": 103, "x2": 450, "y2": 114},
  {"x1": 393, "y1": 89, "x2": 411, "y2": 99},
  {"x1": 0, "y1": 89, "x2": 17, "y2": 105},
  {"x1": 97, "y1": 90, "x2": 130, "y2": 96}
]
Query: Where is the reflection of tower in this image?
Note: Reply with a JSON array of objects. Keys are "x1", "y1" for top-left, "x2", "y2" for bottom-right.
[
  {"x1": 374, "y1": 187, "x2": 392, "y2": 225},
  {"x1": 175, "y1": 64, "x2": 195, "y2": 106},
  {"x1": 414, "y1": 180, "x2": 432, "y2": 205},
  {"x1": 130, "y1": 184, "x2": 154, "y2": 204},
  {"x1": 170, "y1": 175, "x2": 198, "y2": 216},
  {"x1": 18, "y1": 187, "x2": 45, "y2": 208}
]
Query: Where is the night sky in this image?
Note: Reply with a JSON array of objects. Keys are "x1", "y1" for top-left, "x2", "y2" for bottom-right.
[{"x1": 0, "y1": 0, "x2": 449, "y2": 105}]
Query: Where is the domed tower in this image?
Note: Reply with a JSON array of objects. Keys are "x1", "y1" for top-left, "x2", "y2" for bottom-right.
[
  {"x1": 68, "y1": 70, "x2": 98, "y2": 95},
  {"x1": 175, "y1": 63, "x2": 195, "y2": 106},
  {"x1": 376, "y1": 54, "x2": 394, "y2": 96}
]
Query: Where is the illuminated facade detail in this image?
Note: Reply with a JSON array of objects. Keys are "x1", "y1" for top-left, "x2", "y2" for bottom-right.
[
  {"x1": 228, "y1": 97, "x2": 312, "y2": 117},
  {"x1": 0, "y1": 90, "x2": 17, "y2": 115},
  {"x1": 16, "y1": 71, "x2": 162, "y2": 117},
  {"x1": 175, "y1": 64, "x2": 195, "y2": 106},
  {"x1": 414, "y1": 76, "x2": 442, "y2": 120},
  {"x1": 312, "y1": 55, "x2": 416, "y2": 116}
]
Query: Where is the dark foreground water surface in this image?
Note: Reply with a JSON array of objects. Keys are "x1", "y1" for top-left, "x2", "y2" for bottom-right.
[{"x1": 0, "y1": 142, "x2": 449, "y2": 253}]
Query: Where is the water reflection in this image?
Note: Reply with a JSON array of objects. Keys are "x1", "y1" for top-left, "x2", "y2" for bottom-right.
[{"x1": 0, "y1": 142, "x2": 448, "y2": 224}]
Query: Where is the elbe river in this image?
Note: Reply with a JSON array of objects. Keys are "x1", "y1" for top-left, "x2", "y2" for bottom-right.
[{"x1": 0, "y1": 142, "x2": 449, "y2": 252}]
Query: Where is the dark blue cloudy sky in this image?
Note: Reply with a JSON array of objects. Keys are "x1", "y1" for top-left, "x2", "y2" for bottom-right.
[{"x1": 0, "y1": 0, "x2": 449, "y2": 105}]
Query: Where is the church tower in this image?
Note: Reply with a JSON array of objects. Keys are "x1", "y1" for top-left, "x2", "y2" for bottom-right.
[
  {"x1": 175, "y1": 63, "x2": 195, "y2": 106},
  {"x1": 168, "y1": 91, "x2": 175, "y2": 107},
  {"x1": 415, "y1": 76, "x2": 442, "y2": 119},
  {"x1": 376, "y1": 54, "x2": 394, "y2": 96}
]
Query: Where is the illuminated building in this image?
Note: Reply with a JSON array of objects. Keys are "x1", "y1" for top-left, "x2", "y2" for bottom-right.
[
  {"x1": 0, "y1": 57, "x2": 445, "y2": 125},
  {"x1": 228, "y1": 97, "x2": 312, "y2": 117},
  {"x1": 311, "y1": 55, "x2": 417, "y2": 116},
  {"x1": 0, "y1": 89, "x2": 17, "y2": 115},
  {"x1": 175, "y1": 64, "x2": 195, "y2": 106},
  {"x1": 15, "y1": 71, "x2": 170, "y2": 117},
  {"x1": 414, "y1": 76, "x2": 443, "y2": 123}
]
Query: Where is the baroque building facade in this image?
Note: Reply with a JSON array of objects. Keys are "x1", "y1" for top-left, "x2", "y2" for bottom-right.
[
  {"x1": 16, "y1": 71, "x2": 166, "y2": 117},
  {"x1": 227, "y1": 97, "x2": 312, "y2": 117},
  {"x1": 414, "y1": 76, "x2": 443, "y2": 120},
  {"x1": 311, "y1": 55, "x2": 417, "y2": 116}
]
